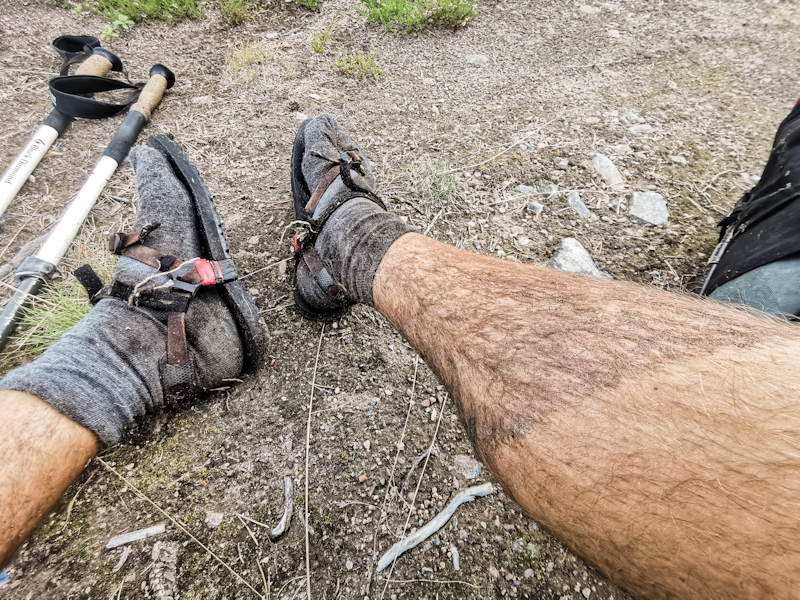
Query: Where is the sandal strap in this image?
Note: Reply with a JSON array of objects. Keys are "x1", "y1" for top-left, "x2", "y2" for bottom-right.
[{"x1": 302, "y1": 247, "x2": 346, "y2": 299}]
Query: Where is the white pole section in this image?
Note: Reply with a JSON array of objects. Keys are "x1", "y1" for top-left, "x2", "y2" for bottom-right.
[
  {"x1": 0, "y1": 125, "x2": 59, "y2": 215},
  {"x1": 36, "y1": 155, "x2": 119, "y2": 266}
]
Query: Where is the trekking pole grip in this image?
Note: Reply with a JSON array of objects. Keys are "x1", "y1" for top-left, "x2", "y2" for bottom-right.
[
  {"x1": 74, "y1": 47, "x2": 122, "y2": 76},
  {"x1": 131, "y1": 64, "x2": 176, "y2": 121}
]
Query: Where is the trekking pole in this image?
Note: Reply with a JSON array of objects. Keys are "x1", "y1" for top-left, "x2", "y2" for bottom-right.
[
  {"x1": 0, "y1": 45, "x2": 123, "y2": 217},
  {"x1": 0, "y1": 64, "x2": 175, "y2": 352}
]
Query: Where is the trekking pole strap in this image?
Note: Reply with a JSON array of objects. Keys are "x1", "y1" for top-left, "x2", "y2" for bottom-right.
[{"x1": 48, "y1": 75, "x2": 143, "y2": 120}]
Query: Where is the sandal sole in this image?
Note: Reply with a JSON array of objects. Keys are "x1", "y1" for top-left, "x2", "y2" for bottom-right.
[{"x1": 146, "y1": 134, "x2": 269, "y2": 372}]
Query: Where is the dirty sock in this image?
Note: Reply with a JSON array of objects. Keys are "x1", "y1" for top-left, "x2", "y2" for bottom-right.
[{"x1": 0, "y1": 146, "x2": 243, "y2": 445}]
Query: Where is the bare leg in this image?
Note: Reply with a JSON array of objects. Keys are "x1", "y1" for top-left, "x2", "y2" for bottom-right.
[
  {"x1": 374, "y1": 232, "x2": 800, "y2": 599},
  {"x1": 0, "y1": 391, "x2": 96, "y2": 567}
]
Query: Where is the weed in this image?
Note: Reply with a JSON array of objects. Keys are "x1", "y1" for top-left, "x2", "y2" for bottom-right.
[
  {"x1": 229, "y1": 42, "x2": 270, "y2": 70},
  {"x1": 99, "y1": 11, "x2": 134, "y2": 39},
  {"x1": 311, "y1": 10, "x2": 338, "y2": 53},
  {"x1": 79, "y1": 0, "x2": 203, "y2": 25},
  {"x1": 71, "y1": 4, "x2": 86, "y2": 19},
  {"x1": 360, "y1": 0, "x2": 477, "y2": 33},
  {"x1": 217, "y1": 0, "x2": 248, "y2": 26},
  {"x1": 404, "y1": 157, "x2": 460, "y2": 207},
  {"x1": 297, "y1": 0, "x2": 324, "y2": 10},
  {"x1": 332, "y1": 51, "x2": 382, "y2": 81}
]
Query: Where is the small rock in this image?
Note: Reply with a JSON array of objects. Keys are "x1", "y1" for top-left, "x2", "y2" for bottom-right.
[
  {"x1": 248, "y1": 235, "x2": 259, "y2": 245},
  {"x1": 450, "y1": 545, "x2": 460, "y2": 570},
  {"x1": 634, "y1": 151, "x2": 647, "y2": 160},
  {"x1": 554, "y1": 157, "x2": 569, "y2": 168},
  {"x1": 294, "y1": 112, "x2": 309, "y2": 121},
  {"x1": 579, "y1": 4, "x2": 600, "y2": 13},
  {"x1": 529, "y1": 201, "x2": 544, "y2": 215},
  {"x1": 278, "y1": 259, "x2": 288, "y2": 277},
  {"x1": 516, "y1": 184, "x2": 535, "y2": 195},
  {"x1": 611, "y1": 144, "x2": 633, "y2": 155},
  {"x1": 524, "y1": 568, "x2": 534, "y2": 578},
  {"x1": 358, "y1": 474, "x2": 367, "y2": 483},
  {"x1": 286, "y1": 459, "x2": 294, "y2": 468},
  {"x1": 346, "y1": 559, "x2": 354, "y2": 570},
  {"x1": 568, "y1": 192, "x2": 591, "y2": 217},
  {"x1": 548, "y1": 238, "x2": 607, "y2": 279},
  {"x1": 584, "y1": 116, "x2": 601, "y2": 124},
  {"x1": 265, "y1": 32, "x2": 279, "y2": 39},
  {"x1": 670, "y1": 155, "x2": 687, "y2": 164},
  {"x1": 592, "y1": 154, "x2": 625, "y2": 188},
  {"x1": 512, "y1": 539, "x2": 526, "y2": 552},
  {"x1": 421, "y1": 567, "x2": 433, "y2": 577},
  {"x1": 582, "y1": 588, "x2": 591, "y2": 598},
  {"x1": 468, "y1": 54, "x2": 490, "y2": 66},
  {"x1": 629, "y1": 123, "x2": 654, "y2": 134},
  {"x1": 628, "y1": 191, "x2": 669, "y2": 226},
  {"x1": 488, "y1": 566, "x2": 501, "y2": 579},
  {"x1": 607, "y1": 29, "x2": 620, "y2": 38},
  {"x1": 27, "y1": 175, "x2": 35, "y2": 183},
  {"x1": 363, "y1": 440, "x2": 371, "y2": 452},
  {"x1": 205, "y1": 512, "x2": 224, "y2": 529},
  {"x1": 453, "y1": 455, "x2": 482, "y2": 479},
  {"x1": 421, "y1": 399, "x2": 430, "y2": 407}
]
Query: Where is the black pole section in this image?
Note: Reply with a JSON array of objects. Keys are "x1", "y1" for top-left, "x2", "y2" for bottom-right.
[{"x1": 0, "y1": 258, "x2": 54, "y2": 351}]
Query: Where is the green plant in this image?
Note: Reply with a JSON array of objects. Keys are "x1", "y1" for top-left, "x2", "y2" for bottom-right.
[
  {"x1": 71, "y1": 4, "x2": 86, "y2": 19},
  {"x1": 218, "y1": 0, "x2": 248, "y2": 25},
  {"x1": 297, "y1": 0, "x2": 324, "y2": 10},
  {"x1": 332, "y1": 51, "x2": 382, "y2": 80},
  {"x1": 100, "y1": 11, "x2": 134, "y2": 39},
  {"x1": 229, "y1": 42, "x2": 270, "y2": 70},
  {"x1": 311, "y1": 10, "x2": 338, "y2": 54},
  {"x1": 80, "y1": 0, "x2": 203, "y2": 24},
  {"x1": 360, "y1": 0, "x2": 477, "y2": 33}
]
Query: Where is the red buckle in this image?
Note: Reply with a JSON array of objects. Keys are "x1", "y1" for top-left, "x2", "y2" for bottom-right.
[
  {"x1": 293, "y1": 231, "x2": 300, "y2": 254},
  {"x1": 195, "y1": 259, "x2": 221, "y2": 286}
]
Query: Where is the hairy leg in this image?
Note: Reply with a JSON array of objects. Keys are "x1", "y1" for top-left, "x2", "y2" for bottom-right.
[
  {"x1": 0, "y1": 391, "x2": 97, "y2": 567},
  {"x1": 374, "y1": 232, "x2": 800, "y2": 599}
]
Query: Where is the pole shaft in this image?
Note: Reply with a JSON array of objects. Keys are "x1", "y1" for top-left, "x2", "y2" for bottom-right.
[{"x1": 0, "y1": 125, "x2": 59, "y2": 216}]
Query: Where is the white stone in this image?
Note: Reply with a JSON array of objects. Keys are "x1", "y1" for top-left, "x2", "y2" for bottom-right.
[
  {"x1": 547, "y1": 238, "x2": 608, "y2": 278},
  {"x1": 467, "y1": 55, "x2": 489, "y2": 66},
  {"x1": 592, "y1": 154, "x2": 625, "y2": 188},
  {"x1": 294, "y1": 112, "x2": 309, "y2": 121},
  {"x1": 629, "y1": 123, "x2": 654, "y2": 134},
  {"x1": 628, "y1": 191, "x2": 669, "y2": 226},
  {"x1": 579, "y1": 5, "x2": 600, "y2": 13}
]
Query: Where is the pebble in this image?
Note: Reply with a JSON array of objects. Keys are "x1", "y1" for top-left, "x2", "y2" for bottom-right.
[
  {"x1": 346, "y1": 559, "x2": 353, "y2": 570},
  {"x1": 358, "y1": 474, "x2": 367, "y2": 483},
  {"x1": 524, "y1": 568, "x2": 534, "y2": 578},
  {"x1": 547, "y1": 238, "x2": 607, "y2": 279},
  {"x1": 450, "y1": 545, "x2": 460, "y2": 570},
  {"x1": 205, "y1": 511, "x2": 224, "y2": 529},
  {"x1": 421, "y1": 567, "x2": 434, "y2": 577},
  {"x1": 554, "y1": 157, "x2": 569, "y2": 168},
  {"x1": 568, "y1": 192, "x2": 591, "y2": 217},
  {"x1": 512, "y1": 539, "x2": 526, "y2": 552},
  {"x1": 579, "y1": 4, "x2": 600, "y2": 13},
  {"x1": 488, "y1": 566, "x2": 501, "y2": 579},
  {"x1": 516, "y1": 184, "x2": 535, "y2": 195},
  {"x1": 294, "y1": 112, "x2": 309, "y2": 121},
  {"x1": 248, "y1": 235, "x2": 259, "y2": 245},
  {"x1": 584, "y1": 116, "x2": 601, "y2": 124},
  {"x1": 670, "y1": 155, "x2": 687, "y2": 164},
  {"x1": 582, "y1": 588, "x2": 591, "y2": 598},
  {"x1": 467, "y1": 54, "x2": 490, "y2": 66},
  {"x1": 363, "y1": 440, "x2": 371, "y2": 452},
  {"x1": 529, "y1": 201, "x2": 544, "y2": 215},
  {"x1": 265, "y1": 32, "x2": 279, "y2": 39},
  {"x1": 592, "y1": 154, "x2": 625, "y2": 188},
  {"x1": 607, "y1": 29, "x2": 620, "y2": 38},
  {"x1": 629, "y1": 123, "x2": 654, "y2": 134},
  {"x1": 453, "y1": 455, "x2": 482, "y2": 479},
  {"x1": 628, "y1": 191, "x2": 669, "y2": 226},
  {"x1": 286, "y1": 459, "x2": 294, "y2": 468},
  {"x1": 634, "y1": 151, "x2": 647, "y2": 160},
  {"x1": 610, "y1": 143, "x2": 632, "y2": 155}
]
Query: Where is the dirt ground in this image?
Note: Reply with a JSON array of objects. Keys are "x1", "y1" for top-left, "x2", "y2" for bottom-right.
[{"x1": 0, "y1": 0, "x2": 798, "y2": 598}]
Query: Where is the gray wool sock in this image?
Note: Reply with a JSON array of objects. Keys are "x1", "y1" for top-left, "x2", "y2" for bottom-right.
[{"x1": 0, "y1": 146, "x2": 243, "y2": 445}]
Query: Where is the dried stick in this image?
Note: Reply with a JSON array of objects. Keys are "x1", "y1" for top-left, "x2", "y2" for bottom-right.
[
  {"x1": 380, "y1": 393, "x2": 450, "y2": 600},
  {"x1": 305, "y1": 324, "x2": 325, "y2": 600}
]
